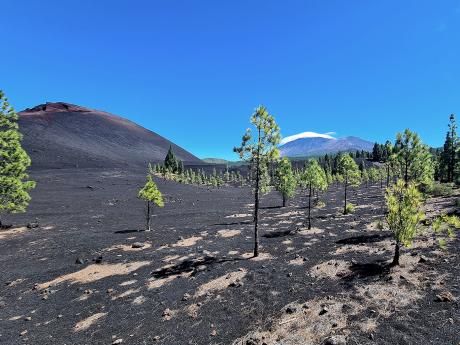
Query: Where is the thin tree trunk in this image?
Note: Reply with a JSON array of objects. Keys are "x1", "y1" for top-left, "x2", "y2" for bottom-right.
[
  {"x1": 146, "y1": 201, "x2": 151, "y2": 231},
  {"x1": 344, "y1": 176, "x2": 348, "y2": 214},
  {"x1": 392, "y1": 242, "x2": 400, "y2": 266},
  {"x1": 253, "y1": 129, "x2": 261, "y2": 258},
  {"x1": 386, "y1": 165, "x2": 390, "y2": 187},
  {"x1": 282, "y1": 194, "x2": 286, "y2": 208},
  {"x1": 308, "y1": 184, "x2": 312, "y2": 230}
]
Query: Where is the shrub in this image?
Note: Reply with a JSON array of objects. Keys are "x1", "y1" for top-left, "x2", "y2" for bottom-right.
[
  {"x1": 315, "y1": 201, "x2": 326, "y2": 209},
  {"x1": 344, "y1": 203, "x2": 355, "y2": 214},
  {"x1": 427, "y1": 183, "x2": 454, "y2": 197}
]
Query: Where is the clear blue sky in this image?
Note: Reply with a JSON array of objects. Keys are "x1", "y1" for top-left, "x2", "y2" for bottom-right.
[{"x1": 2, "y1": 1, "x2": 460, "y2": 160}]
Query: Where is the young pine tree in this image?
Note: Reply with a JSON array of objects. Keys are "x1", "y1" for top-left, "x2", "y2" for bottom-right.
[
  {"x1": 138, "y1": 174, "x2": 164, "y2": 231},
  {"x1": 301, "y1": 159, "x2": 328, "y2": 229},
  {"x1": 234, "y1": 106, "x2": 281, "y2": 257},
  {"x1": 337, "y1": 154, "x2": 361, "y2": 214},
  {"x1": 275, "y1": 157, "x2": 297, "y2": 207},
  {"x1": 392, "y1": 129, "x2": 435, "y2": 188},
  {"x1": 385, "y1": 180, "x2": 424, "y2": 266},
  {"x1": 164, "y1": 145, "x2": 178, "y2": 173},
  {"x1": 0, "y1": 91, "x2": 36, "y2": 227}
]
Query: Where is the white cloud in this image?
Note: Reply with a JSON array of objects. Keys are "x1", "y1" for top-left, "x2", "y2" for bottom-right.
[{"x1": 280, "y1": 131, "x2": 336, "y2": 145}]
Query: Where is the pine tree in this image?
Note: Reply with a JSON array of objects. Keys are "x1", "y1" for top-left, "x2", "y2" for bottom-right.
[
  {"x1": 0, "y1": 91, "x2": 36, "y2": 227},
  {"x1": 301, "y1": 159, "x2": 328, "y2": 229},
  {"x1": 138, "y1": 174, "x2": 164, "y2": 231},
  {"x1": 234, "y1": 106, "x2": 281, "y2": 257},
  {"x1": 440, "y1": 114, "x2": 458, "y2": 183},
  {"x1": 275, "y1": 157, "x2": 297, "y2": 207},
  {"x1": 392, "y1": 129, "x2": 435, "y2": 188},
  {"x1": 337, "y1": 154, "x2": 361, "y2": 214},
  {"x1": 385, "y1": 180, "x2": 424, "y2": 266},
  {"x1": 164, "y1": 145, "x2": 182, "y2": 173}
]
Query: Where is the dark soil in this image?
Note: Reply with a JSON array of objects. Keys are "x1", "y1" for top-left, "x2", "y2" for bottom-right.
[{"x1": 0, "y1": 168, "x2": 458, "y2": 345}]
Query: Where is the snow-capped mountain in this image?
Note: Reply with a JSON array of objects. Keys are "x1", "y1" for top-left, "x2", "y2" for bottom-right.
[{"x1": 279, "y1": 132, "x2": 373, "y2": 157}]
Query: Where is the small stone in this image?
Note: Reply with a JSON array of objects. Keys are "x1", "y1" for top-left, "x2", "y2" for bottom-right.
[
  {"x1": 210, "y1": 329, "x2": 217, "y2": 336},
  {"x1": 94, "y1": 256, "x2": 103, "y2": 264},
  {"x1": 285, "y1": 306, "x2": 297, "y2": 314},
  {"x1": 20, "y1": 330, "x2": 28, "y2": 336},
  {"x1": 132, "y1": 242, "x2": 145, "y2": 249},
  {"x1": 75, "y1": 258, "x2": 84, "y2": 265},
  {"x1": 287, "y1": 272, "x2": 293, "y2": 277},
  {"x1": 112, "y1": 339, "x2": 123, "y2": 345},
  {"x1": 419, "y1": 256, "x2": 429, "y2": 263},
  {"x1": 107, "y1": 288, "x2": 114, "y2": 294},
  {"x1": 319, "y1": 306, "x2": 329, "y2": 316},
  {"x1": 57, "y1": 314, "x2": 63, "y2": 318},
  {"x1": 27, "y1": 222, "x2": 39, "y2": 229},
  {"x1": 24, "y1": 316, "x2": 32, "y2": 321},
  {"x1": 182, "y1": 293, "x2": 191, "y2": 301},
  {"x1": 153, "y1": 336, "x2": 161, "y2": 341}
]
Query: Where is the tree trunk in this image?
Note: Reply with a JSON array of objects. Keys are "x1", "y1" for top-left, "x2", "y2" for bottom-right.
[
  {"x1": 344, "y1": 176, "x2": 348, "y2": 215},
  {"x1": 308, "y1": 184, "x2": 312, "y2": 230},
  {"x1": 146, "y1": 201, "x2": 151, "y2": 231},
  {"x1": 386, "y1": 165, "x2": 390, "y2": 187},
  {"x1": 392, "y1": 242, "x2": 400, "y2": 266},
  {"x1": 282, "y1": 194, "x2": 286, "y2": 208},
  {"x1": 253, "y1": 130, "x2": 261, "y2": 258}
]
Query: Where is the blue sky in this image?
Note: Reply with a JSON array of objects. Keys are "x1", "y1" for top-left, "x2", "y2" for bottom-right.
[{"x1": 2, "y1": 1, "x2": 460, "y2": 160}]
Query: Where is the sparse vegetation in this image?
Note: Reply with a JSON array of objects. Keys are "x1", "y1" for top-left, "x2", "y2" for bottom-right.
[
  {"x1": 274, "y1": 157, "x2": 297, "y2": 207},
  {"x1": 337, "y1": 153, "x2": 361, "y2": 214},
  {"x1": 301, "y1": 159, "x2": 328, "y2": 229},
  {"x1": 138, "y1": 174, "x2": 164, "y2": 231}
]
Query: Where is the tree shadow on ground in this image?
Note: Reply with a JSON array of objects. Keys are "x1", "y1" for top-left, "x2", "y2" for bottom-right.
[
  {"x1": 262, "y1": 229, "x2": 294, "y2": 238},
  {"x1": 336, "y1": 233, "x2": 391, "y2": 245},
  {"x1": 114, "y1": 229, "x2": 146, "y2": 234},
  {"x1": 341, "y1": 260, "x2": 391, "y2": 283},
  {"x1": 151, "y1": 255, "x2": 245, "y2": 279},
  {"x1": 260, "y1": 206, "x2": 283, "y2": 210},
  {"x1": 212, "y1": 220, "x2": 253, "y2": 226}
]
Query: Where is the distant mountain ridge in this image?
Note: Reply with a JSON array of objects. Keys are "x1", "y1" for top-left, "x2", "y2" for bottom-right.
[
  {"x1": 279, "y1": 134, "x2": 373, "y2": 157},
  {"x1": 18, "y1": 102, "x2": 202, "y2": 169}
]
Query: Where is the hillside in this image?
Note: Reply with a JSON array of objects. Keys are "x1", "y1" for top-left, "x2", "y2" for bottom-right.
[{"x1": 18, "y1": 102, "x2": 201, "y2": 169}]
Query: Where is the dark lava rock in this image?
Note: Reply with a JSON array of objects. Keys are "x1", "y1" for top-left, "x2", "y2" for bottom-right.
[
  {"x1": 131, "y1": 242, "x2": 145, "y2": 249},
  {"x1": 285, "y1": 306, "x2": 297, "y2": 314},
  {"x1": 319, "y1": 306, "x2": 329, "y2": 316},
  {"x1": 94, "y1": 256, "x2": 103, "y2": 264},
  {"x1": 27, "y1": 222, "x2": 39, "y2": 229},
  {"x1": 75, "y1": 258, "x2": 85, "y2": 265}
]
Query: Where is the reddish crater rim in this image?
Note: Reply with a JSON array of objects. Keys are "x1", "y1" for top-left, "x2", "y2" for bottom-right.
[{"x1": 19, "y1": 102, "x2": 95, "y2": 114}]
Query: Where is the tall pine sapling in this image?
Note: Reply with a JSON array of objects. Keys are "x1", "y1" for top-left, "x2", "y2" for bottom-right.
[
  {"x1": 234, "y1": 106, "x2": 281, "y2": 257},
  {"x1": 301, "y1": 159, "x2": 328, "y2": 229},
  {"x1": 138, "y1": 174, "x2": 164, "y2": 231},
  {"x1": 0, "y1": 91, "x2": 36, "y2": 227},
  {"x1": 337, "y1": 154, "x2": 361, "y2": 214},
  {"x1": 275, "y1": 157, "x2": 297, "y2": 207}
]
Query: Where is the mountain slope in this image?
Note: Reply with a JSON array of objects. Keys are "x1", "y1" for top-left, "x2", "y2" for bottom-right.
[
  {"x1": 18, "y1": 102, "x2": 201, "y2": 169},
  {"x1": 280, "y1": 135, "x2": 373, "y2": 157}
]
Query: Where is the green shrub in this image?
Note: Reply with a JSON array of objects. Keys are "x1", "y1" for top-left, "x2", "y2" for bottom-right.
[
  {"x1": 315, "y1": 201, "x2": 326, "y2": 209},
  {"x1": 344, "y1": 203, "x2": 355, "y2": 214},
  {"x1": 427, "y1": 183, "x2": 454, "y2": 197}
]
